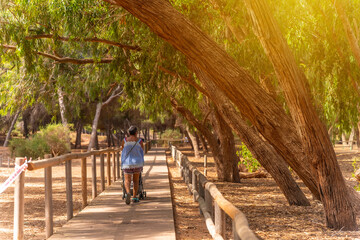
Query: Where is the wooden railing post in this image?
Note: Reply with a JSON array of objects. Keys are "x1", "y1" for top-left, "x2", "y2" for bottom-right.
[
  {"x1": 233, "y1": 219, "x2": 240, "y2": 240},
  {"x1": 107, "y1": 151, "x2": 111, "y2": 186},
  {"x1": 116, "y1": 151, "x2": 120, "y2": 179},
  {"x1": 81, "y1": 153, "x2": 87, "y2": 208},
  {"x1": 100, "y1": 153, "x2": 105, "y2": 192},
  {"x1": 192, "y1": 169, "x2": 197, "y2": 202},
  {"x1": 205, "y1": 187, "x2": 212, "y2": 217},
  {"x1": 44, "y1": 154, "x2": 53, "y2": 239},
  {"x1": 65, "y1": 159, "x2": 73, "y2": 221},
  {"x1": 91, "y1": 149, "x2": 97, "y2": 199},
  {"x1": 112, "y1": 151, "x2": 116, "y2": 182},
  {"x1": 13, "y1": 157, "x2": 25, "y2": 240},
  {"x1": 215, "y1": 202, "x2": 225, "y2": 238},
  {"x1": 204, "y1": 154, "x2": 207, "y2": 176}
]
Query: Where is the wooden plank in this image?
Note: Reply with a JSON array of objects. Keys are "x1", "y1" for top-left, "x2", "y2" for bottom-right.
[
  {"x1": 81, "y1": 155, "x2": 87, "y2": 208},
  {"x1": 107, "y1": 152, "x2": 111, "y2": 186},
  {"x1": 100, "y1": 154, "x2": 105, "y2": 192},
  {"x1": 91, "y1": 152, "x2": 97, "y2": 199},
  {"x1": 13, "y1": 157, "x2": 25, "y2": 240},
  {"x1": 65, "y1": 159, "x2": 73, "y2": 221}
]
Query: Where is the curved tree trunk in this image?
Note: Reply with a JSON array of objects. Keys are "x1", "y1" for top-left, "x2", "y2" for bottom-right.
[
  {"x1": 186, "y1": 127, "x2": 200, "y2": 158},
  {"x1": 75, "y1": 120, "x2": 83, "y2": 149},
  {"x1": 243, "y1": 0, "x2": 355, "y2": 229},
  {"x1": 198, "y1": 133, "x2": 208, "y2": 154},
  {"x1": 110, "y1": 0, "x2": 318, "y2": 196},
  {"x1": 3, "y1": 110, "x2": 21, "y2": 147},
  {"x1": 57, "y1": 87, "x2": 68, "y2": 126},
  {"x1": 192, "y1": 64, "x2": 310, "y2": 205},
  {"x1": 88, "y1": 102, "x2": 102, "y2": 151}
]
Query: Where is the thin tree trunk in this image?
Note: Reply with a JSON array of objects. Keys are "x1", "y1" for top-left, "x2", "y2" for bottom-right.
[
  {"x1": 22, "y1": 109, "x2": 30, "y2": 138},
  {"x1": 88, "y1": 102, "x2": 102, "y2": 151},
  {"x1": 342, "y1": 133, "x2": 348, "y2": 147},
  {"x1": 171, "y1": 98, "x2": 237, "y2": 182},
  {"x1": 198, "y1": 133, "x2": 208, "y2": 154},
  {"x1": 186, "y1": 127, "x2": 200, "y2": 158},
  {"x1": 57, "y1": 87, "x2": 68, "y2": 126},
  {"x1": 192, "y1": 64, "x2": 310, "y2": 205},
  {"x1": 3, "y1": 110, "x2": 21, "y2": 147},
  {"x1": 75, "y1": 120, "x2": 83, "y2": 149},
  {"x1": 243, "y1": 0, "x2": 355, "y2": 229},
  {"x1": 349, "y1": 127, "x2": 355, "y2": 149},
  {"x1": 333, "y1": 0, "x2": 360, "y2": 70}
]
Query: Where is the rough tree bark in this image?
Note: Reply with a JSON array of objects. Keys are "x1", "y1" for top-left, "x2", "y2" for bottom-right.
[
  {"x1": 192, "y1": 64, "x2": 311, "y2": 205},
  {"x1": 87, "y1": 86, "x2": 122, "y2": 151},
  {"x1": 57, "y1": 87, "x2": 68, "y2": 126},
  {"x1": 171, "y1": 98, "x2": 238, "y2": 182},
  {"x1": 3, "y1": 110, "x2": 21, "y2": 147},
  {"x1": 108, "y1": 0, "x2": 319, "y2": 192},
  {"x1": 198, "y1": 132, "x2": 208, "y2": 154},
  {"x1": 243, "y1": 0, "x2": 356, "y2": 229},
  {"x1": 186, "y1": 126, "x2": 200, "y2": 158},
  {"x1": 75, "y1": 120, "x2": 83, "y2": 149}
]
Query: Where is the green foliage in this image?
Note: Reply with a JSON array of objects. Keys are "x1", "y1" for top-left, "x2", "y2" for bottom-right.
[
  {"x1": 9, "y1": 136, "x2": 50, "y2": 159},
  {"x1": 9, "y1": 123, "x2": 70, "y2": 159},
  {"x1": 38, "y1": 124, "x2": 71, "y2": 156},
  {"x1": 236, "y1": 143, "x2": 260, "y2": 173},
  {"x1": 161, "y1": 129, "x2": 182, "y2": 140}
]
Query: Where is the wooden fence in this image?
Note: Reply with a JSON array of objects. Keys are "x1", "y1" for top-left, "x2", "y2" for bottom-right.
[
  {"x1": 13, "y1": 141, "x2": 151, "y2": 240},
  {"x1": 170, "y1": 144, "x2": 257, "y2": 240}
]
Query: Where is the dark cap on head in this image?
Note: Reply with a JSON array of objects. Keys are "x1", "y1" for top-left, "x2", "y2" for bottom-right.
[{"x1": 128, "y1": 126, "x2": 137, "y2": 135}]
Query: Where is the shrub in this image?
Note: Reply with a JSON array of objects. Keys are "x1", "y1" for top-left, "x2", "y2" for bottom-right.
[
  {"x1": 9, "y1": 124, "x2": 70, "y2": 159},
  {"x1": 236, "y1": 143, "x2": 261, "y2": 173},
  {"x1": 161, "y1": 129, "x2": 182, "y2": 140},
  {"x1": 38, "y1": 124, "x2": 71, "y2": 156},
  {"x1": 9, "y1": 136, "x2": 50, "y2": 159}
]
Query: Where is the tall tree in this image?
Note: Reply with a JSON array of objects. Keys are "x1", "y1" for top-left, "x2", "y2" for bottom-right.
[
  {"x1": 108, "y1": 0, "x2": 355, "y2": 229},
  {"x1": 242, "y1": 0, "x2": 356, "y2": 229}
]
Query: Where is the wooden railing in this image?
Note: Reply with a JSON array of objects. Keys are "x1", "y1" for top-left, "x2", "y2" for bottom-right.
[
  {"x1": 13, "y1": 141, "x2": 151, "y2": 240},
  {"x1": 170, "y1": 144, "x2": 257, "y2": 240}
]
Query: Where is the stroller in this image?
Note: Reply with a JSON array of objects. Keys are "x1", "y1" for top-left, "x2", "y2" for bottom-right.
[{"x1": 121, "y1": 169, "x2": 146, "y2": 200}]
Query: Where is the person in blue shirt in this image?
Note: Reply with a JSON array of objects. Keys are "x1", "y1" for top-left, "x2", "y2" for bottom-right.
[{"x1": 121, "y1": 126, "x2": 144, "y2": 204}]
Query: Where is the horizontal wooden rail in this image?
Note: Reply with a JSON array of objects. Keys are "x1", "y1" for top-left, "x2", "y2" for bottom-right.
[
  {"x1": 170, "y1": 144, "x2": 257, "y2": 240},
  {"x1": 13, "y1": 141, "x2": 152, "y2": 240},
  {"x1": 27, "y1": 147, "x2": 119, "y2": 171}
]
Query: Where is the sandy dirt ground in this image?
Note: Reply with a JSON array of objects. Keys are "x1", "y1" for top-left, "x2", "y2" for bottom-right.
[
  {"x1": 168, "y1": 144, "x2": 360, "y2": 240},
  {"x1": 1, "y1": 139, "x2": 360, "y2": 239}
]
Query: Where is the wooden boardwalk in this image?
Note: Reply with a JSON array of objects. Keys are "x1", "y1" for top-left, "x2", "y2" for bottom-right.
[{"x1": 49, "y1": 148, "x2": 176, "y2": 240}]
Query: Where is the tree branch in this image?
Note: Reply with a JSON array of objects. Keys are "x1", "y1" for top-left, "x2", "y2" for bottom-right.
[
  {"x1": 102, "y1": 85, "x2": 123, "y2": 106},
  {"x1": 158, "y1": 66, "x2": 210, "y2": 97},
  {"x1": 25, "y1": 34, "x2": 141, "y2": 51},
  {"x1": 1, "y1": 44, "x2": 114, "y2": 64}
]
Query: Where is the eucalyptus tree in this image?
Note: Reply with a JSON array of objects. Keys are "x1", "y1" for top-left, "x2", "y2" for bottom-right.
[{"x1": 106, "y1": 0, "x2": 359, "y2": 229}]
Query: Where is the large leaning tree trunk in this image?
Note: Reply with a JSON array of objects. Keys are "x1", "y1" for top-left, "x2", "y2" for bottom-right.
[
  {"x1": 3, "y1": 110, "x2": 21, "y2": 147},
  {"x1": 87, "y1": 86, "x2": 122, "y2": 151},
  {"x1": 171, "y1": 98, "x2": 238, "y2": 182},
  {"x1": 210, "y1": 109, "x2": 241, "y2": 183},
  {"x1": 243, "y1": 0, "x2": 356, "y2": 229},
  {"x1": 108, "y1": 0, "x2": 320, "y2": 196},
  {"x1": 192, "y1": 64, "x2": 310, "y2": 206}
]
